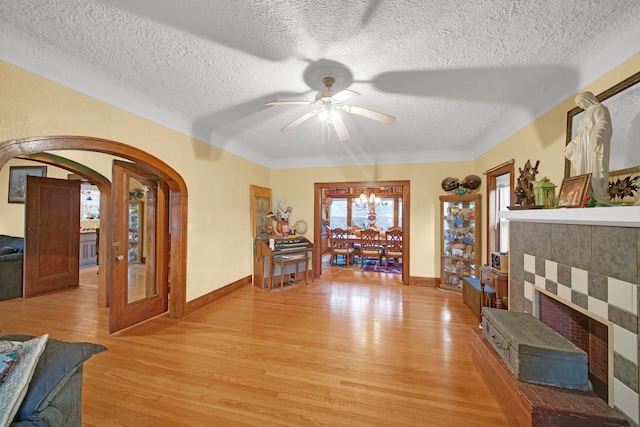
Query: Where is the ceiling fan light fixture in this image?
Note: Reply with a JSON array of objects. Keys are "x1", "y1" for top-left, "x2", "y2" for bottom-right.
[
  {"x1": 267, "y1": 74, "x2": 394, "y2": 140},
  {"x1": 319, "y1": 103, "x2": 338, "y2": 122}
]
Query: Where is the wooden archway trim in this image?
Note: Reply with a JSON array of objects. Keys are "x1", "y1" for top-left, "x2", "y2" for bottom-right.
[
  {"x1": 0, "y1": 135, "x2": 188, "y2": 319},
  {"x1": 313, "y1": 180, "x2": 411, "y2": 284}
]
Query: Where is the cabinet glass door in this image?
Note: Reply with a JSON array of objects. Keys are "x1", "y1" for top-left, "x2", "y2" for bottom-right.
[
  {"x1": 440, "y1": 194, "x2": 481, "y2": 291},
  {"x1": 128, "y1": 201, "x2": 143, "y2": 263}
]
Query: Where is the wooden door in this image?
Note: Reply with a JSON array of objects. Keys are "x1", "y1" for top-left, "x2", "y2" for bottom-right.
[
  {"x1": 24, "y1": 176, "x2": 80, "y2": 297},
  {"x1": 110, "y1": 161, "x2": 169, "y2": 333},
  {"x1": 250, "y1": 185, "x2": 272, "y2": 237}
]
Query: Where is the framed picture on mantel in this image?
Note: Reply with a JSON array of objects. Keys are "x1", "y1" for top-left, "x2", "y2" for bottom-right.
[{"x1": 556, "y1": 173, "x2": 590, "y2": 208}]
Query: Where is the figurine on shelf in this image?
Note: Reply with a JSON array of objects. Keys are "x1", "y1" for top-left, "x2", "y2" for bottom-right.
[
  {"x1": 514, "y1": 160, "x2": 540, "y2": 207},
  {"x1": 564, "y1": 91, "x2": 612, "y2": 203}
]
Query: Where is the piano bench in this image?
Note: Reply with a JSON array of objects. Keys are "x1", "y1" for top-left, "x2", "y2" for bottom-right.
[{"x1": 272, "y1": 256, "x2": 309, "y2": 289}]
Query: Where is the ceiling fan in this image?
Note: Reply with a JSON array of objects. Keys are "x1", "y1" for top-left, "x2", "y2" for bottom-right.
[{"x1": 266, "y1": 76, "x2": 396, "y2": 141}]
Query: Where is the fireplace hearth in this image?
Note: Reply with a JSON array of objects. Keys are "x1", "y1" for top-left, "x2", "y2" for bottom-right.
[{"x1": 503, "y1": 206, "x2": 640, "y2": 425}]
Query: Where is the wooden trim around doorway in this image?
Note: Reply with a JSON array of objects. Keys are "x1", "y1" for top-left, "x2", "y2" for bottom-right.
[
  {"x1": 0, "y1": 135, "x2": 189, "y2": 320},
  {"x1": 313, "y1": 180, "x2": 411, "y2": 284}
]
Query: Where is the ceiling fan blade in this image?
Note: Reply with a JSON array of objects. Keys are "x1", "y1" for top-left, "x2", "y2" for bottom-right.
[
  {"x1": 266, "y1": 100, "x2": 313, "y2": 106},
  {"x1": 280, "y1": 111, "x2": 317, "y2": 133},
  {"x1": 331, "y1": 113, "x2": 351, "y2": 141},
  {"x1": 344, "y1": 105, "x2": 396, "y2": 125},
  {"x1": 331, "y1": 89, "x2": 360, "y2": 102}
]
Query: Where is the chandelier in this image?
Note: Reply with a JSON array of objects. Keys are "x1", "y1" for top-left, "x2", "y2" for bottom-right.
[{"x1": 353, "y1": 190, "x2": 389, "y2": 211}]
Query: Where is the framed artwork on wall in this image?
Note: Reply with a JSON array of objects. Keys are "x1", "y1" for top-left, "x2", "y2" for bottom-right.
[
  {"x1": 556, "y1": 173, "x2": 591, "y2": 208},
  {"x1": 8, "y1": 166, "x2": 47, "y2": 204}
]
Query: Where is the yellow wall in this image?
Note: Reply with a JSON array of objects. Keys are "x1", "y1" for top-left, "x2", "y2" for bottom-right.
[
  {"x1": 1, "y1": 51, "x2": 638, "y2": 297},
  {"x1": 271, "y1": 162, "x2": 476, "y2": 278},
  {"x1": 475, "y1": 53, "x2": 640, "y2": 188},
  {"x1": 0, "y1": 61, "x2": 271, "y2": 301},
  {"x1": 475, "y1": 52, "x2": 640, "y2": 259},
  {"x1": 0, "y1": 158, "x2": 69, "y2": 236},
  {"x1": 276, "y1": 52, "x2": 640, "y2": 279}
]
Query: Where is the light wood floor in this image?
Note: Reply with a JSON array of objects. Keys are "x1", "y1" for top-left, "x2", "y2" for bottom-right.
[{"x1": 0, "y1": 267, "x2": 508, "y2": 426}]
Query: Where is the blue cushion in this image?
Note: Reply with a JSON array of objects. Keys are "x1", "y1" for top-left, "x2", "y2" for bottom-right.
[
  {"x1": 0, "y1": 246, "x2": 18, "y2": 255},
  {"x1": 0, "y1": 335, "x2": 106, "y2": 423},
  {"x1": 0, "y1": 236, "x2": 24, "y2": 252},
  {"x1": 463, "y1": 277, "x2": 495, "y2": 294}
]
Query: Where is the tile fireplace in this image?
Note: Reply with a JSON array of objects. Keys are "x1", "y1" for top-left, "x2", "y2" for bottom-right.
[{"x1": 503, "y1": 206, "x2": 640, "y2": 425}]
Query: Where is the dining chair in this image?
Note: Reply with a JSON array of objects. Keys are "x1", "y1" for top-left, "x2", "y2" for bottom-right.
[
  {"x1": 360, "y1": 228, "x2": 381, "y2": 269},
  {"x1": 347, "y1": 225, "x2": 362, "y2": 262},
  {"x1": 385, "y1": 228, "x2": 403, "y2": 270},
  {"x1": 329, "y1": 228, "x2": 355, "y2": 265}
]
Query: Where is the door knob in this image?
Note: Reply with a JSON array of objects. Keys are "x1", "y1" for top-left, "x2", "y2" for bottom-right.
[{"x1": 116, "y1": 255, "x2": 124, "y2": 262}]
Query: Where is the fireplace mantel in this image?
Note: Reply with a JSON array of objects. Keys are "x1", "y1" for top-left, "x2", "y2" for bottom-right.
[{"x1": 501, "y1": 206, "x2": 640, "y2": 227}]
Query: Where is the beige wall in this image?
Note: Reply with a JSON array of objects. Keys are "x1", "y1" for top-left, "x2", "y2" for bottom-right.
[
  {"x1": 274, "y1": 52, "x2": 640, "y2": 279},
  {"x1": 0, "y1": 158, "x2": 69, "y2": 236},
  {"x1": 271, "y1": 162, "x2": 476, "y2": 278},
  {"x1": 1, "y1": 51, "x2": 638, "y2": 297},
  {"x1": 475, "y1": 52, "x2": 640, "y2": 259},
  {"x1": 0, "y1": 61, "x2": 270, "y2": 301}
]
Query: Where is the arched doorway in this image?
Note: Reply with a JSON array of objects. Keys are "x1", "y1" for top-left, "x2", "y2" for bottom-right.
[{"x1": 0, "y1": 135, "x2": 189, "y2": 321}]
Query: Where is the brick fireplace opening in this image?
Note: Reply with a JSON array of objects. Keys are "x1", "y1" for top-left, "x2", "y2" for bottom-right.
[{"x1": 537, "y1": 290, "x2": 611, "y2": 404}]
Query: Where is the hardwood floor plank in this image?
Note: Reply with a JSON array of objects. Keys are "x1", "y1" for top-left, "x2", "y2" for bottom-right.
[{"x1": 0, "y1": 267, "x2": 508, "y2": 426}]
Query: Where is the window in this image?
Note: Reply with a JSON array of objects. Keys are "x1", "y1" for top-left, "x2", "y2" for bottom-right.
[
  {"x1": 351, "y1": 200, "x2": 368, "y2": 229},
  {"x1": 326, "y1": 191, "x2": 403, "y2": 231},
  {"x1": 329, "y1": 198, "x2": 348, "y2": 229},
  {"x1": 374, "y1": 199, "x2": 394, "y2": 229}
]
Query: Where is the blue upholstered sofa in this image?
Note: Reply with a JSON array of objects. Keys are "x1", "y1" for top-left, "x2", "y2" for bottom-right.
[
  {"x1": 0, "y1": 235, "x2": 24, "y2": 300},
  {"x1": 1, "y1": 334, "x2": 106, "y2": 426}
]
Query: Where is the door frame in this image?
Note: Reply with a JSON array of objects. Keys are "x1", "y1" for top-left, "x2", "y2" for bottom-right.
[
  {"x1": 0, "y1": 136, "x2": 189, "y2": 320},
  {"x1": 484, "y1": 160, "x2": 514, "y2": 263},
  {"x1": 16, "y1": 152, "x2": 111, "y2": 307},
  {"x1": 313, "y1": 180, "x2": 411, "y2": 284}
]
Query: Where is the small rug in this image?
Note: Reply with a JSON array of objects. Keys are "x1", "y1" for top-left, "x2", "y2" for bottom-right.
[
  {"x1": 363, "y1": 259, "x2": 402, "y2": 274},
  {"x1": 322, "y1": 254, "x2": 401, "y2": 274}
]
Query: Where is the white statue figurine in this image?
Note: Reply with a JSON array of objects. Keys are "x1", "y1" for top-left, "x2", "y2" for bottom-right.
[{"x1": 564, "y1": 91, "x2": 612, "y2": 203}]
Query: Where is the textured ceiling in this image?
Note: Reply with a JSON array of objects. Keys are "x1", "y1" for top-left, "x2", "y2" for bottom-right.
[{"x1": 1, "y1": 0, "x2": 639, "y2": 168}]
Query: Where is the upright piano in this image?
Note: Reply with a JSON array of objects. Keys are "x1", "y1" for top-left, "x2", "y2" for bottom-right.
[{"x1": 253, "y1": 237, "x2": 314, "y2": 289}]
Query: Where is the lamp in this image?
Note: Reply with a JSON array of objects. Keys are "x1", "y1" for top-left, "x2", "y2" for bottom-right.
[
  {"x1": 534, "y1": 177, "x2": 557, "y2": 208},
  {"x1": 353, "y1": 190, "x2": 388, "y2": 211}
]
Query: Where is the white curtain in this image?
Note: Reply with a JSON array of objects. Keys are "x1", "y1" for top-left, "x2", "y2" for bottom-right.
[{"x1": 496, "y1": 174, "x2": 510, "y2": 252}]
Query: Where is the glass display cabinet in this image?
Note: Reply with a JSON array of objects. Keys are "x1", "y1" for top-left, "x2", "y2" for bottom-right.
[
  {"x1": 128, "y1": 201, "x2": 143, "y2": 263},
  {"x1": 439, "y1": 194, "x2": 481, "y2": 292}
]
